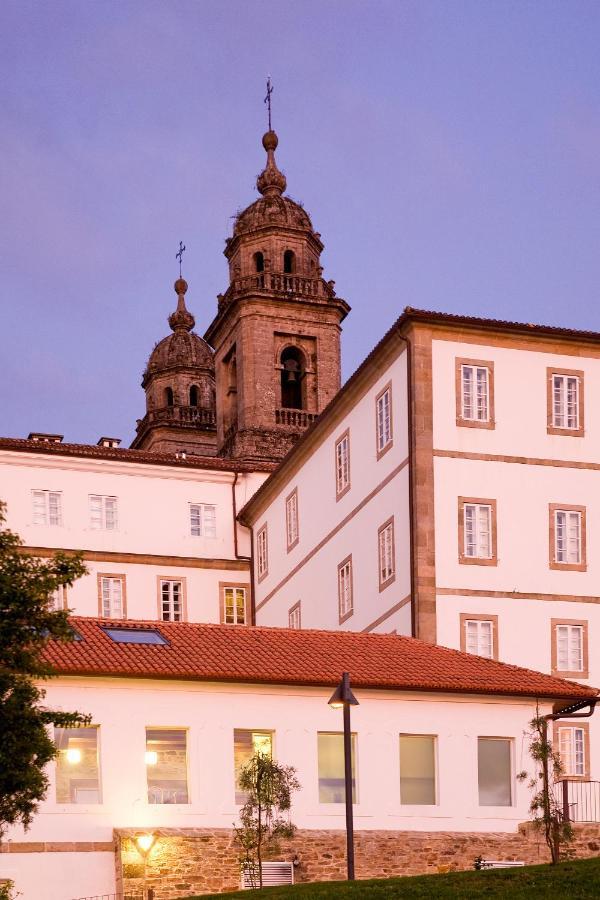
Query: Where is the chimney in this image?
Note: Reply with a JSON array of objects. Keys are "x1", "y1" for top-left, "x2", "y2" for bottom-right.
[
  {"x1": 97, "y1": 437, "x2": 122, "y2": 449},
  {"x1": 28, "y1": 433, "x2": 64, "y2": 443}
]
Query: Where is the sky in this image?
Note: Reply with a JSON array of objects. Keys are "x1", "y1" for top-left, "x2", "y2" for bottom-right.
[{"x1": 2, "y1": 0, "x2": 600, "y2": 445}]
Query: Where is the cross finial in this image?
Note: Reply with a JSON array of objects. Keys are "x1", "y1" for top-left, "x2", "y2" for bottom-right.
[
  {"x1": 176, "y1": 241, "x2": 186, "y2": 277},
  {"x1": 264, "y1": 76, "x2": 274, "y2": 132}
]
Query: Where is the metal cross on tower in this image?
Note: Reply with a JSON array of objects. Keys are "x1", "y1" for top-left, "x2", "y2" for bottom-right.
[
  {"x1": 264, "y1": 76, "x2": 274, "y2": 132},
  {"x1": 176, "y1": 241, "x2": 186, "y2": 277}
]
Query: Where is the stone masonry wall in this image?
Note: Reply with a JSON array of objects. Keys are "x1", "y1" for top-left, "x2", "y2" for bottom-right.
[{"x1": 116, "y1": 823, "x2": 600, "y2": 898}]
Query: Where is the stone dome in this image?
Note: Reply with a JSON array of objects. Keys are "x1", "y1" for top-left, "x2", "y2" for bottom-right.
[
  {"x1": 233, "y1": 194, "x2": 313, "y2": 236},
  {"x1": 145, "y1": 329, "x2": 214, "y2": 376}
]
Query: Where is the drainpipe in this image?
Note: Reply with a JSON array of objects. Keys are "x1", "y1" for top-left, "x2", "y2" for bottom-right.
[
  {"x1": 231, "y1": 471, "x2": 256, "y2": 624},
  {"x1": 394, "y1": 329, "x2": 416, "y2": 639},
  {"x1": 542, "y1": 698, "x2": 597, "y2": 827}
]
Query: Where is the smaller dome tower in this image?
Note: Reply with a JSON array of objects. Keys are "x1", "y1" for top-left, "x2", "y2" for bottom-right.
[{"x1": 131, "y1": 278, "x2": 217, "y2": 456}]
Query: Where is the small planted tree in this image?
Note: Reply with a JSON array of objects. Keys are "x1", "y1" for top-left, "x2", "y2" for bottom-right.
[
  {"x1": 234, "y1": 752, "x2": 300, "y2": 889},
  {"x1": 518, "y1": 711, "x2": 573, "y2": 864}
]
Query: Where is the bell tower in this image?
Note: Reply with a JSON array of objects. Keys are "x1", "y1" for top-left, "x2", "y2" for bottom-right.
[{"x1": 204, "y1": 128, "x2": 350, "y2": 463}]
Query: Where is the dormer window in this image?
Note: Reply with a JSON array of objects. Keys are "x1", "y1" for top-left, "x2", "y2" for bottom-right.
[
  {"x1": 254, "y1": 251, "x2": 265, "y2": 273},
  {"x1": 283, "y1": 250, "x2": 295, "y2": 274}
]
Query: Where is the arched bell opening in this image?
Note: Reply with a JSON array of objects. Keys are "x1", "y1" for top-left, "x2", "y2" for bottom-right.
[
  {"x1": 280, "y1": 346, "x2": 305, "y2": 410},
  {"x1": 189, "y1": 385, "x2": 199, "y2": 407},
  {"x1": 283, "y1": 250, "x2": 296, "y2": 274},
  {"x1": 164, "y1": 386, "x2": 174, "y2": 407}
]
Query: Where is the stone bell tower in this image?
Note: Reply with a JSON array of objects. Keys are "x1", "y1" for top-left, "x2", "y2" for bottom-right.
[{"x1": 204, "y1": 129, "x2": 350, "y2": 463}]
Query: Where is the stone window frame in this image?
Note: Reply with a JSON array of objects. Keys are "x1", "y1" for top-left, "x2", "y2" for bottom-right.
[
  {"x1": 377, "y1": 516, "x2": 396, "y2": 592},
  {"x1": 460, "y1": 613, "x2": 499, "y2": 660},
  {"x1": 553, "y1": 721, "x2": 590, "y2": 781},
  {"x1": 455, "y1": 358, "x2": 495, "y2": 429},
  {"x1": 338, "y1": 554, "x2": 354, "y2": 624},
  {"x1": 256, "y1": 523, "x2": 269, "y2": 583},
  {"x1": 288, "y1": 601, "x2": 301, "y2": 630},
  {"x1": 285, "y1": 487, "x2": 299, "y2": 553},
  {"x1": 546, "y1": 367, "x2": 585, "y2": 437},
  {"x1": 220, "y1": 582, "x2": 250, "y2": 626},
  {"x1": 375, "y1": 381, "x2": 393, "y2": 460},
  {"x1": 458, "y1": 497, "x2": 498, "y2": 566},
  {"x1": 96, "y1": 573, "x2": 127, "y2": 619},
  {"x1": 548, "y1": 503, "x2": 587, "y2": 572},
  {"x1": 335, "y1": 428, "x2": 351, "y2": 501},
  {"x1": 157, "y1": 576, "x2": 188, "y2": 623},
  {"x1": 551, "y1": 618, "x2": 589, "y2": 678}
]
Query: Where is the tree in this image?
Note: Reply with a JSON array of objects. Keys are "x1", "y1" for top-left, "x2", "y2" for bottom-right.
[
  {"x1": 234, "y1": 752, "x2": 300, "y2": 889},
  {"x1": 518, "y1": 711, "x2": 573, "y2": 864},
  {"x1": 0, "y1": 501, "x2": 88, "y2": 839}
]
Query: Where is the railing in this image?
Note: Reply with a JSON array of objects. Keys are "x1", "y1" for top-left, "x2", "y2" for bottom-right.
[
  {"x1": 230, "y1": 272, "x2": 322, "y2": 297},
  {"x1": 70, "y1": 894, "x2": 144, "y2": 900},
  {"x1": 139, "y1": 405, "x2": 216, "y2": 428},
  {"x1": 275, "y1": 408, "x2": 319, "y2": 428},
  {"x1": 557, "y1": 779, "x2": 600, "y2": 822}
]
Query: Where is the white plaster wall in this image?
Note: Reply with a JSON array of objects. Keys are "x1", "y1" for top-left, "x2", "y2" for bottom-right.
[
  {"x1": 254, "y1": 348, "x2": 410, "y2": 633},
  {"x1": 0, "y1": 852, "x2": 114, "y2": 900}
]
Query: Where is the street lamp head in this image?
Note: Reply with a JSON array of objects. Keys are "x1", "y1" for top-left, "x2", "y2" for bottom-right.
[
  {"x1": 328, "y1": 672, "x2": 359, "y2": 708},
  {"x1": 135, "y1": 832, "x2": 156, "y2": 858}
]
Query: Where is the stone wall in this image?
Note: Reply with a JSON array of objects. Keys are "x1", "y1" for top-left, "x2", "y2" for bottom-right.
[{"x1": 116, "y1": 823, "x2": 600, "y2": 898}]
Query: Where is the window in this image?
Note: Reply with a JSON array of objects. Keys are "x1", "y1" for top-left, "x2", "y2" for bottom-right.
[
  {"x1": 254, "y1": 251, "x2": 265, "y2": 273},
  {"x1": 159, "y1": 579, "x2": 185, "y2": 622},
  {"x1": 335, "y1": 430, "x2": 351, "y2": 499},
  {"x1": 378, "y1": 518, "x2": 395, "y2": 591},
  {"x1": 458, "y1": 498, "x2": 497, "y2": 566},
  {"x1": 288, "y1": 601, "x2": 301, "y2": 630},
  {"x1": 189, "y1": 503, "x2": 216, "y2": 538},
  {"x1": 318, "y1": 732, "x2": 357, "y2": 803},
  {"x1": 456, "y1": 359, "x2": 494, "y2": 428},
  {"x1": 89, "y1": 495, "x2": 118, "y2": 531},
  {"x1": 283, "y1": 249, "x2": 296, "y2": 274},
  {"x1": 552, "y1": 620, "x2": 588, "y2": 677},
  {"x1": 221, "y1": 584, "x2": 248, "y2": 625},
  {"x1": 97, "y1": 575, "x2": 125, "y2": 619},
  {"x1": 55, "y1": 726, "x2": 100, "y2": 804},
  {"x1": 286, "y1": 488, "x2": 299, "y2": 551},
  {"x1": 146, "y1": 729, "x2": 189, "y2": 804},
  {"x1": 280, "y1": 347, "x2": 305, "y2": 410},
  {"x1": 460, "y1": 614, "x2": 498, "y2": 660},
  {"x1": 547, "y1": 369, "x2": 584, "y2": 436},
  {"x1": 375, "y1": 383, "x2": 393, "y2": 457},
  {"x1": 478, "y1": 738, "x2": 512, "y2": 806},
  {"x1": 189, "y1": 385, "x2": 199, "y2": 407},
  {"x1": 233, "y1": 729, "x2": 273, "y2": 804},
  {"x1": 338, "y1": 556, "x2": 353, "y2": 623},
  {"x1": 103, "y1": 627, "x2": 167, "y2": 645},
  {"x1": 50, "y1": 585, "x2": 65, "y2": 610},
  {"x1": 550, "y1": 504, "x2": 586, "y2": 571},
  {"x1": 32, "y1": 490, "x2": 62, "y2": 526},
  {"x1": 556, "y1": 724, "x2": 589, "y2": 778},
  {"x1": 257, "y1": 524, "x2": 268, "y2": 581},
  {"x1": 165, "y1": 386, "x2": 174, "y2": 407},
  {"x1": 400, "y1": 735, "x2": 436, "y2": 805}
]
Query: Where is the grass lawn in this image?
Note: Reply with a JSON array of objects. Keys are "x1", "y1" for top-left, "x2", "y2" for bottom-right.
[{"x1": 182, "y1": 856, "x2": 600, "y2": 898}]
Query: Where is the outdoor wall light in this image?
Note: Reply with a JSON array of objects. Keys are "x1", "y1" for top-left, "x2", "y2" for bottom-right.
[
  {"x1": 135, "y1": 832, "x2": 156, "y2": 857},
  {"x1": 144, "y1": 750, "x2": 158, "y2": 766},
  {"x1": 66, "y1": 748, "x2": 82, "y2": 765}
]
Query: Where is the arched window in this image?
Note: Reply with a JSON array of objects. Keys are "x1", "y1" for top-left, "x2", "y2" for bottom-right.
[
  {"x1": 189, "y1": 385, "x2": 199, "y2": 407},
  {"x1": 254, "y1": 251, "x2": 265, "y2": 273},
  {"x1": 283, "y1": 250, "x2": 295, "y2": 274},
  {"x1": 164, "y1": 386, "x2": 174, "y2": 407},
  {"x1": 280, "y1": 346, "x2": 305, "y2": 410}
]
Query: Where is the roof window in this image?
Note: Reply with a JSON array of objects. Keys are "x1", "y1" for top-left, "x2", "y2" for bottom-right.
[{"x1": 102, "y1": 627, "x2": 168, "y2": 645}]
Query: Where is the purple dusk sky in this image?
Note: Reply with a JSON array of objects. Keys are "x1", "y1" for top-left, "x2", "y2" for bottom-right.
[{"x1": 2, "y1": 1, "x2": 600, "y2": 446}]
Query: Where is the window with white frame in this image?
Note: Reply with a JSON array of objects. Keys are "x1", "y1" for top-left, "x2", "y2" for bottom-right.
[
  {"x1": 286, "y1": 489, "x2": 299, "y2": 551},
  {"x1": 464, "y1": 619, "x2": 494, "y2": 659},
  {"x1": 32, "y1": 490, "x2": 62, "y2": 526},
  {"x1": 378, "y1": 519, "x2": 395, "y2": 588},
  {"x1": 99, "y1": 576, "x2": 124, "y2": 619},
  {"x1": 89, "y1": 495, "x2": 118, "y2": 531},
  {"x1": 288, "y1": 602, "x2": 301, "y2": 630},
  {"x1": 189, "y1": 503, "x2": 216, "y2": 538},
  {"x1": 257, "y1": 525, "x2": 268, "y2": 580},
  {"x1": 461, "y1": 364, "x2": 490, "y2": 422},
  {"x1": 558, "y1": 726, "x2": 586, "y2": 777},
  {"x1": 50, "y1": 586, "x2": 64, "y2": 611},
  {"x1": 338, "y1": 557, "x2": 353, "y2": 621},
  {"x1": 463, "y1": 503, "x2": 492, "y2": 559},
  {"x1": 376, "y1": 385, "x2": 392, "y2": 455},
  {"x1": 335, "y1": 431, "x2": 350, "y2": 497},
  {"x1": 554, "y1": 509, "x2": 582, "y2": 564},
  {"x1": 552, "y1": 373, "x2": 580, "y2": 430},
  {"x1": 160, "y1": 579, "x2": 183, "y2": 622},
  {"x1": 222, "y1": 585, "x2": 247, "y2": 625},
  {"x1": 555, "y1": 623, "x2": 584, "y2": 673}
]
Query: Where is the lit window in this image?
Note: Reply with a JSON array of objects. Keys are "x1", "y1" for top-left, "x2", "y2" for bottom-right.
[
  {"x1": 461, "y1": 364, "x2": 490, "y2": 422},
  {"x1": 317, "y1": 732, "x2": 357, "y2": 803},
  {"x1": 222, "y1": 586, "x2": 247, "y2": 625},
  {"x1": 89, "y1": 495, "x2": 118, "y2": 531},
  {"x1": 478, "y1": 737, "x2": 512, "y2": 806},
  {"x1": 558, "y1": 726, "x2": 586, "y2": 777},
  {"x1": 99, "y1": 576, "x2": 124, "y2": 619},
  {"x1": 189, "y1": 503, "x2": 216, "y2": 538},
  {"x1": 32, "y1": 490, "x2": 62, "y2": 526},
  {"x1": 465, "y1": 619, "x2": 494, "y2": 659},
  {"x1": 288, "y1": 602, "x2": 301, "y2": 630},
  {"x1": 103, "y1": 627, "x2": 167, "y2": 645},
  {"x1": 554, "y1": 509, "x2": 582, "y2": 564},
  {"x1": 257, "y1": 524, "x2": 268, "y2": 580},
  {"x1": 376, "y1": 385, "x2": 392, "y2": 455},
  {"x1": 463, "y1": 503, "x2": 492, "y2": 559},
  {"x1": 335, "y1": 431, "x2": 350, "y2": 498},
  {"x1": 555, "y1": 624, "x2": 584, "y2": 673},
  {"x1": 378, "y1": 519, "x2": 395, "y2": 589},
  {"x1": 552, "y1": 373, "x2": 580, "y2": 430},
  {"x1": 400, "y1": 735, "x2": 436, "y2": 805},
  {"x1": 286, "y1": 489, "x2": 299, "y2": 551},
  {"x1": 338, "y1": 557, "x2": 353, "y2": 621},
  {"x1": 146, "y1": 729, "x2": 189, "y2": 804},
  {"x1": 233, "y1": 729, "x2": 273, "y2": 804},
  {"x1": 55, "y1": 726, "x2": 100, "y2": 804},
  {"x1": 161, "y1": 579, "x2": 183, "y2": 622}
]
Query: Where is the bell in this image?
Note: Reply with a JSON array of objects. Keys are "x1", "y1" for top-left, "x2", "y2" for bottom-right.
[{"x1": 286, "y1": 369, "x2": 298, "y2": 382}]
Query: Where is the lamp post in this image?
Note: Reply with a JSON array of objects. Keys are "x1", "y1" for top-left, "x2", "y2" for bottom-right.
[{"x1": 328, "y1": 672, "x2": 359, "y2": 880}]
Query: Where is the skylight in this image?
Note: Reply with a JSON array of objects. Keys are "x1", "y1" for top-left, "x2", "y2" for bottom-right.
[{"x1": 102, "y1": 627, "x2": 168, "y2": 646}]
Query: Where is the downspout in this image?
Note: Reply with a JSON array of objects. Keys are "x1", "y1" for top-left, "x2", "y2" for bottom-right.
[
  {"x1": 395, "y1": 329, "x2": 417, "y2": 638},
  {"x1": 231, "y1": 471, "x2": 256, "y2": 624}
]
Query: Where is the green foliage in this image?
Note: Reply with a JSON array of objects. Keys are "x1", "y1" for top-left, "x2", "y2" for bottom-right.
[
  {"x1": 234, "y1": 752, "x2": 300, "y2": 889},
  {"x1": 0, "y1": 880, "x2": 19, "y2": 900},
  {"x1": 0, "y1": 501, "x2": 88, "y2": 838}
]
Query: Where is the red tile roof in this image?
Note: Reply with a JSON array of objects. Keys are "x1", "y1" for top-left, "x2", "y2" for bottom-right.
[{"x1": 41, "y1": 617, "x2": 598, "y2": 704}]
